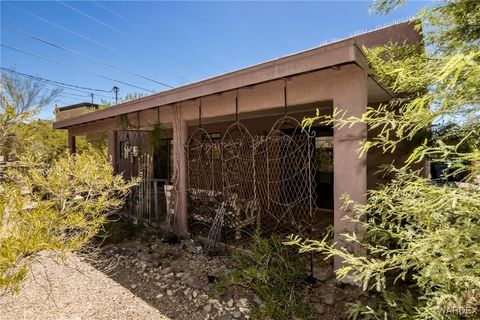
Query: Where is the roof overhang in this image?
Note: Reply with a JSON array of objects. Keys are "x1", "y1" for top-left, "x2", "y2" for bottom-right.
[
  {"x1": 54, "y1": 41, "x2": 367, "y2": 129},
  {"x1": 54, "y1": 20, "x2": 419, "y2": 130}
]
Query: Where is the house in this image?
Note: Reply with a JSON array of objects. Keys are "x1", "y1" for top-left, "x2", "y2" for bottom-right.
[
  {"x1": 55, "y1": 102, "x2": 99, "y2": 122},
  {"x1": 53, "y1": 21, "x2": 422, "y2": 270}
]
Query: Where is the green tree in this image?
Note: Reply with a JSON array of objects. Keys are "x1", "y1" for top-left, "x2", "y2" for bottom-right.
[
  {"x1": 0, "y1": 72, "x2": 62, "y2": 160},
  {"x1": 0, "y1": 74, "x2": 135, "y2": 294},
  {"x1": 291, "y1": 0, "x2": 480, "y2": 319}
]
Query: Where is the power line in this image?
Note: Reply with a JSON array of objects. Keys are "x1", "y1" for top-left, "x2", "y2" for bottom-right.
[
  {"x1": 5, "y1": 3, "x2": 188, "y2": 82},
  {"x1": 57, "y1": 0, "x2": 123, "y2": 34},
  {"x1": 0, "y1": 67, "x2": 112, "y2": 94},
  {"x1": 1, "y1": 68, "x2": 114, "y2": 100},
  {"x1": 91, "y1": 0, "x2": 226, "y2": 73},
  {"x1": 1, "y1": 44, "x2": 156, "y2": 93},
  {"x1": 57, "y1": 0, "x2": 213, "y2": 76},
  {"x1": 5, "y1": 2, "x2": 118, "y2": 53},
  {"x1": 91, "y1": 0, "x2": 124, "y2": 19},
  {"x1": 2, "y1": 24, "x2": 174, "y2": 89}
]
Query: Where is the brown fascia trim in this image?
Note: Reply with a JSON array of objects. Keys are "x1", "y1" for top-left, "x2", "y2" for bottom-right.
[
  {"x1": 353, "y1": 43, "x2": 394, "y2": 99},
  {"x1": 54, "y1": 39, "x2": 362, "y2": 129}
]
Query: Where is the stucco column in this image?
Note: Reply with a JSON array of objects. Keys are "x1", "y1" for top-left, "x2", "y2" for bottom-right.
[
  {"x1": 332, "y1": 66, "x2": 368, "y2": 272},
  {"x1": 173, "y1": 107, "x2": 188, "y2": 237},
  {"x1": 67, "y1": 133, "x2": 76, "y2": 154},
  {"x1": 107, "y1": 130, "x2": 117, "y2": 172}
]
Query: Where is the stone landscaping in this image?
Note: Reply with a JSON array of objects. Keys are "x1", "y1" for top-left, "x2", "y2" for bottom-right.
[{"x1": 94, "y1": 228, "x2": 371, "y2": 320}]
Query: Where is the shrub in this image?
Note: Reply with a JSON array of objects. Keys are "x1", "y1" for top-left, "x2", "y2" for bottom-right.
[
  {"x1": 216, "y1": 234, "x2": 312, "y2": 320},
  {"x1": 0, "y1": 150, "x2": 135, "y2": 293}
]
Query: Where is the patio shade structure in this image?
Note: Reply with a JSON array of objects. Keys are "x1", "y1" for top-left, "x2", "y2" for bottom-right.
[{"x1": 54, "y1": 21, "x2": 423, "y2": 270}]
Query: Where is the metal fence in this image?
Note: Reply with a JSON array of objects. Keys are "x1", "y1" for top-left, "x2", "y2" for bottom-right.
[{"x1": 187, "y1": 116, "x2": 317, "y2": 251}]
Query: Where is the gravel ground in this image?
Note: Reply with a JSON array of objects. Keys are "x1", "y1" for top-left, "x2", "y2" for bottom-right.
[
  {"x1": 0, "y1": 229, "x2": 372, "y2": 320},
  {"x1": 0, "y1": 252, "x2": 170, "y2": 320}
]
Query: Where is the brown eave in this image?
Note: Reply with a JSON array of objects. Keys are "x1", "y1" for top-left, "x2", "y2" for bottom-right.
[{"x1": 54, "y1": 20, "x2": 419, "y2": 129}]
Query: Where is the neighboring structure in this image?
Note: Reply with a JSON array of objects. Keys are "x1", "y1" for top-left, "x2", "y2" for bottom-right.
[
  {"x1": 54, "y1": 21, "x2": 422, "y2": 270},
  {"x1": 55, "y1": 102, "x2": 99, "y2": 122}
]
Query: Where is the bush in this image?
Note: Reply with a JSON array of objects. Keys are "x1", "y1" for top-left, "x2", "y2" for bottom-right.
[
  {"x1": 288, "y1": 168, "x2": 480, "y2": 319},
  {"x1": 0, "y1": 150, "x2": 135, "y2": 293},
  {"x1": 215, "y1": 234, "x2": 312, "y2": 320}
]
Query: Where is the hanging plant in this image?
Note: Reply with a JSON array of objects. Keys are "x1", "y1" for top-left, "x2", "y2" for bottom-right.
[
  {"x1": 148, "y1": 122, "x2": 165, "y2": 153},
  {"x1": 116, "y1": 114, "x2": 132, "y2": 131}
]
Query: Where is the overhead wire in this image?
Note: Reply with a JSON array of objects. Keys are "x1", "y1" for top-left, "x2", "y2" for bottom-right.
[
  {"x1": 1, "y1": 68, "x2": 115, "y2": 105},
  {"x1": 1, "y1": 44, "x2": 156, "y2": 93},
  {"x1": 0, "y1": 67, "x2": 112, "y2": 94},
  {"x1": 2, "y1": 24, "x2": 174, "y2": 88},
  {"x1": 57, "y1": 0, "x2": 213, "y2": 76},
  {"x1": 90, "y1": 0, "x2": 226, "y2": 73},
  {"x1": 5, "y1": 2, "x2": 188, "y2": 81}
]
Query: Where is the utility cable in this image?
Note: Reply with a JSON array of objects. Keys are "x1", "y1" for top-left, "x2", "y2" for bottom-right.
[
  {"x1": 1, "y1": 44, "x2": 156, "y2": 93},
  {"x1": 5, "y1": 3, "x2": 188, "y2": 81},
  {"x1": 57, "y1": 0, "x2": 212, "y2": 76},
  {"x1": 2, "y1": 24, "x2": 174, "y2": 88},
  {"x1": 90, "y1": 0, "x2": 226, "y2": 72},
  {"x1": 0, "y1": 67, "x2": 112, "y2": 94}
]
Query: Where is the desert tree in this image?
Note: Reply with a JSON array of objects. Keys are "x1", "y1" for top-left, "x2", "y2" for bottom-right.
[{"x1": 289, "y1": 0, "x2": 480, "y2": 319}]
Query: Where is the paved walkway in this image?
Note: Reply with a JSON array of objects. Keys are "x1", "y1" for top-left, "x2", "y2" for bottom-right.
[{"x1": 0, "y1": 253, "x2": 170, "y2": 320}]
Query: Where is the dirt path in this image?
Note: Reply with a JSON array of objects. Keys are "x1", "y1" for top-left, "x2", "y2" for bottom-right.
[{"x1": 0, "y1": 253, "x2": 170, "y2": 320}]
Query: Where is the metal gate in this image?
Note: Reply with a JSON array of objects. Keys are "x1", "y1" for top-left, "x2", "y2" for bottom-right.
[{"x1": 187, "y1": 116, "x2": 316, "y2": 249}]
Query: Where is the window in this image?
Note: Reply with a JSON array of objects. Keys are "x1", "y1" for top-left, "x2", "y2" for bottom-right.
[
  {"x1": 119, "y1": 141, "x2": 130, "y2": 159},
  {"x1": 154, "y1": 139, "x2": 173, "y2": 182},
  {"x1": 314, "y1": 134, "x2": 333, "y2": 209}
]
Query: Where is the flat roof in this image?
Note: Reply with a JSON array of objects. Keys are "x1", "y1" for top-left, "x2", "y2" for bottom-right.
[
  {"x1": 57, "y1": 102, "x2": 99, "y2": 111},
  {"x1": 54, "y1": 20, "x2": 421, "y2": 129}
]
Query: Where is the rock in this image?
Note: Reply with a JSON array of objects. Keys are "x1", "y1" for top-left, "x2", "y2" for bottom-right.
[
  {"x1": 130, "y1": 284, "x2": 137, "y2": 290},
  {"x1": 137, "y1": 252, "x2": 151, "y2": 262},
  {"x1": 193, "y1": 290, "x2": 198, "y2": 298},
  {"x1": 176, "y1": 272, "x2": 184, "y2": 278},
  {"x1": 186, "y1": 276, "x2": 207, "y2": 289},
  {"x1": 219, "y1": 314, "x2": 232, "y2": 320},
  {"x1": 201, "y1": 284, "x2": 211, "y2": 293},
  {"x1": 203, "y1": 304, "x2": 212, "y2": 313},
  {"x1": 181, "y1": 272, "x2": 192, "y2": 281},
  {"x1": 312, "y1": 302, "x2": 325, "y2": 314},
  {"x1": 227, "y1": 299, "x2": 234, "y2": 308},
  {"x1": 321, "y1": 293, "x2": 335, "y2": 306},
  {"x1": 221, "y1": 292, "x2": 233, "y2": 302},
  {"x1": 239, "y1": 307, "x2": 250, "y2": 314},
  {"x1": 183, "y1": 288, "x2": 191, "y2": 296},
  {"x1": 236, "y1": 298, "x2": 248, "y2": 308},
  {"x1": 162, "y1": 261, "x2": 172, "y2": 269},
  {"x1": 149, "y1": 256, "x2": 161, "y2": 267},
  {"x1": 232, "y1": 311, "x2": 241, "y2": 319},
  {"x1": 208, "y1": 298, "x2": 220, "y2": 305},
  {"x1": 161, "y1": 267, "x2": 173, "y2": 275},
  {"x1": 166, "y1": 290, "x2": 174, "y2": 296},
  {"x1": 156, "y1": 293, "x2": 164, "y2": 299}
]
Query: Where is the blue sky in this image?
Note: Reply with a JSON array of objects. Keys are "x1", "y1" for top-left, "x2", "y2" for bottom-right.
[{"x1": 1, "y1": 1, "x2": 429, "y2": 119}]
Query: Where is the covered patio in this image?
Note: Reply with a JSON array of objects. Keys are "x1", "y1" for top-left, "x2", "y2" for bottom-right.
[{"x1": 54, "y1": 21, "x2": 422, "y2": 270}]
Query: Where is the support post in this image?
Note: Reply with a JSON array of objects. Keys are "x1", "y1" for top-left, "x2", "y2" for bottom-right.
[
  {"x1": 107, "y1": 130, "x2": 117, "y2": 173},
  {"x1": 173, "y1": 107, "x2": 188, "y2": 237},
  {"x1": 68, "y1": 133, "x2": 76, "y2": 154},
  {"x1": 332, "y1": 66, "x2": 368, "y2": 274}
]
